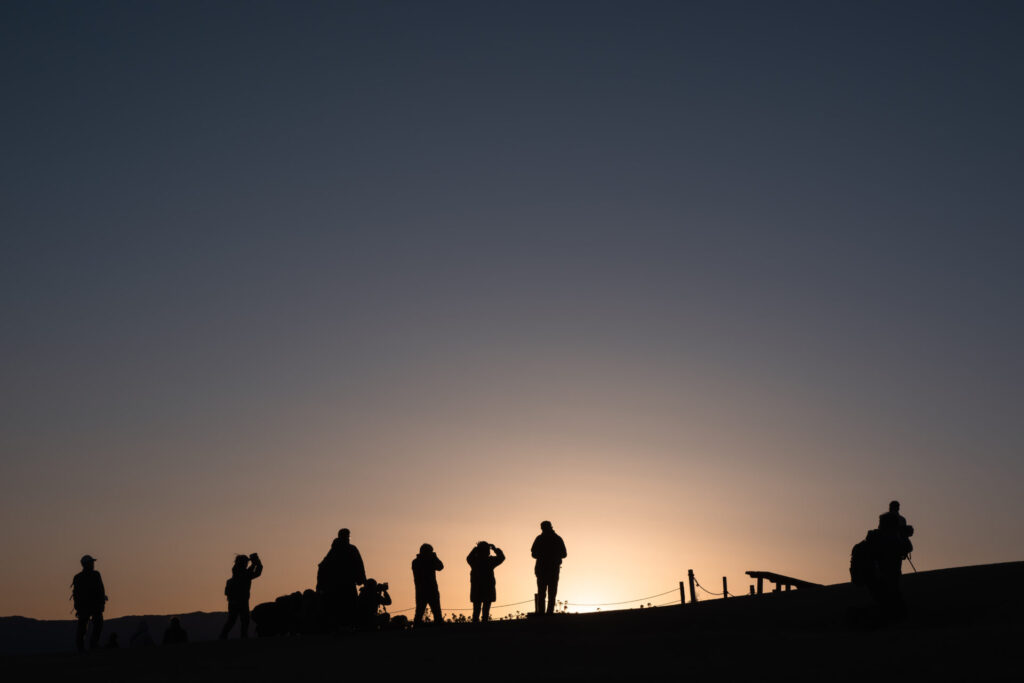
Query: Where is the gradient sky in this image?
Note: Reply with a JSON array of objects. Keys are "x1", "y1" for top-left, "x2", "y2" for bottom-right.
[{"x1": 2, "y1": 1, "x2": 1022, "y2": 620}]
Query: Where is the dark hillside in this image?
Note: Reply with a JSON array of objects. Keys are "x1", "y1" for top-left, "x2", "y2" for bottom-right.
[{"x1": 4, "y1": 562, "x2": 1021, "y2": 681}]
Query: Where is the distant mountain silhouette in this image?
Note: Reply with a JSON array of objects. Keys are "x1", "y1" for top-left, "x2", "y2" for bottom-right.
[{"x1": 0, "y1": 611, "x2": 227, "y2": 656}]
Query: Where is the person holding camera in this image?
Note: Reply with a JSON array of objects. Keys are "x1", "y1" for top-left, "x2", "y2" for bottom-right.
[
  {"x1": 219, "y1": 552, "x2": 263, "y2": 639},
  {"x1": 356, "y1": 578, "x2": 392, "y2": 629},
  {"x1": 467, "y1": 541, "x2": 505, "y2": 623},
  {"x1": 412, "y1": 543, "x2": 444, "y2": 626}
]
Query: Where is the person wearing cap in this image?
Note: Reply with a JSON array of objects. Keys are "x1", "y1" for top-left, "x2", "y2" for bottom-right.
[
  {"x1": 71, "y1": 555, "x2": 107, "y2": 652},
  {"x1": 531, "y1": 521, "x2": 567, "y2": 615},
  {"x1": 411, "y1": 543, "x2": 444, "y2": 626}
]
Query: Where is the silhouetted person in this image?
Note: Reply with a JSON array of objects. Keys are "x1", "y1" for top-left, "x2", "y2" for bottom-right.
[
  {"x1": 878, "y1": 500, "x2": 914, "y2": 574},
  {"x1": 877, "y1": 500, "x2": 914, "y2": 616},
  {"x1": 162, "y1": 616, "x2": 189, "y2": 645},
  {"x1": 219, "y1": 552, "x2": 263, "y2": 639},
  {"x1": 71, "y1": 554, "x2": 107, "y2": 652},
  {"x1": 531, "y1": 520, "x2": 567, "y2": 615},
  {"x1": 129, "y1": 619, "x2": 155, "y2": 647},
  {"x1": 412, "y1": 543, "x2": 444, "y2": 626},
  {"x1": 300, "y1": 589, "x2": 326, "y2": 634},
  {"x1": 879, "y1": 500, "x2": 908, "y2": 536},
  {"x1": 467, "y1": 541, "x2": 505, "y2": 623},
  {"x1": 851, "y1": 503, "x2": 915, "y2": 619},
  {"x1": 317, "y1": 528, "x2": 365, "y2": 628},
  {"x1": 356, "y1": 578, "x2": 392, "y2": 630}
]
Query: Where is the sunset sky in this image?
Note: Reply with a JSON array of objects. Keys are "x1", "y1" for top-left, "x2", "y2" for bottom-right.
[{"x1": 2, "y1": 2, "x2": 1022, "y2": 621}]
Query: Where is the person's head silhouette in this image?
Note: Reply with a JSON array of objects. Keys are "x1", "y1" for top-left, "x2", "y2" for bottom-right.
[
  {"x1": 541, "y1": 521, "x2": 553, "y2": 532},
  {"x1": 890, "y1": 501, "x2": 900, "y2": 513},
  {"x1": 338, "y1": 528, "x2": 351, "y2": 543},
  {"x1": 420, "y1": 543, "x2": 433, "y2": 554},
  {"x1": 80, "y1": 555, "x2": 96, "y2": 569}
]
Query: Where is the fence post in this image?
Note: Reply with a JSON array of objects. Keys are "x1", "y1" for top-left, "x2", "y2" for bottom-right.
[
  {"x1": 723, "y1": 576, "x2": 728, "y2": 598},
  {"x1": 688, "y1": 569, "x2": 697, "y2": 603},
  {"x1": 679, "y1": 581, "x2": 686, "y2": 605}
]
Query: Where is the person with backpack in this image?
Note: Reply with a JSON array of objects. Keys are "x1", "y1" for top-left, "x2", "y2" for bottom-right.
[
  {"x1": 71, "y1": 554, "x2": 107, "y2": 652},
  {"x1": 850, "y1": 501, "x2": 915, "y2": 618},
  {"x1": 219, "y1": 552, "x2": 263, "y2": 639}
]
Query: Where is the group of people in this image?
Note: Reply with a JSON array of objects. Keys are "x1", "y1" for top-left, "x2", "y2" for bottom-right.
[
  {"x1": 320, "y1": 521, "x2": 567, "y2": 629},
  {"x1": 415, "y1": 520, "x2": 567, "y2": 625},
  {"x1": 70, "y1": 520, "x2": 568, "y2": 649},
  {"x1": 71, "y1": 502, "x2": 914, "y2": 650}
]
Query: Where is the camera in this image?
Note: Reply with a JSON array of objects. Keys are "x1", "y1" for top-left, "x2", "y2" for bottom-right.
[{"x1": 378, "y1": 582, "x2": 389, "y2": 591}]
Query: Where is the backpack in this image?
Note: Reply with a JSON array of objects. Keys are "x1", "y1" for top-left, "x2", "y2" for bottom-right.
[{"x1": 849, "y1": 539, "x2": 873, "y2": 585}]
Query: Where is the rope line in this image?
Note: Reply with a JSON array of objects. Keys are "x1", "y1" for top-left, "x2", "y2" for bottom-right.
[
  {"x1": 386, "y1": 598, "x2": 536, "y2": 614},
  {"x1": 692, "y1": 573, "x2": 730, "y2": 598},
  {"x1": 385, "y1": 588, "x2": 682, "y2": 615},
  {"x1": 565, "y1": 588, "x2": 679, "y2": 606}
]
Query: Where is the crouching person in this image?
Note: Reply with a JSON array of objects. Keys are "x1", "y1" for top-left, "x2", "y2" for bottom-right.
[{"x1": 356, "y1": 579, "x2": 392, "y2": 630}]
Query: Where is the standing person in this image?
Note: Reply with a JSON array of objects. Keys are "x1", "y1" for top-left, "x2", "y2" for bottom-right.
[
  {"x1": 219, "y1": 553, "x2": 263, "y2": 639},
  {"x1": 879, "y1": 501, "x2": 908, "y2": 536},
  {"x1": 316, "y1": 538, "x2": 343, "y2": 628},
  {"x1": 412, "y1": 543, "x2": 444, "y2": 626},
  {"x1": 877, "y1": 500, "x2": 914, "y2": 617},
  {"x1": 878, "y1": 500, "x2": 914, "y2": 570},
  {"x1": 531, "y1": 520, "x2": 567, "y2": 615},
  {"x1": 317, "y1": 528, "x2": 366, "y2": 629},
  {"x1": 71, "y1": 555, "x2": 107, "y2": 652},
  {"x1": 466, "y1": 541, "x2": 505, "y2": 623},
  {"x1": 335, "y1": 528, "x2": 366, "y2": 626}
]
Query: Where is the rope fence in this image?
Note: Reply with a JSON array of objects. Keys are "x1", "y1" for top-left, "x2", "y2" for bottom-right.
[
  {"x1": 692, "y1": 574, "x2": 731, "y2": 598},
  {"x1": 385, "y1": 587, "x2": 683, "y2": 616},
  {"x1": 385, "y1": 570, "x2": 747, "y2": 617}
]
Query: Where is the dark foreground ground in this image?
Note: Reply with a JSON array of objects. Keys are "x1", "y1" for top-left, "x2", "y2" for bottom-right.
[{"x1": 5, "y1": 562, "x2": 1022, "y2": 681}]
